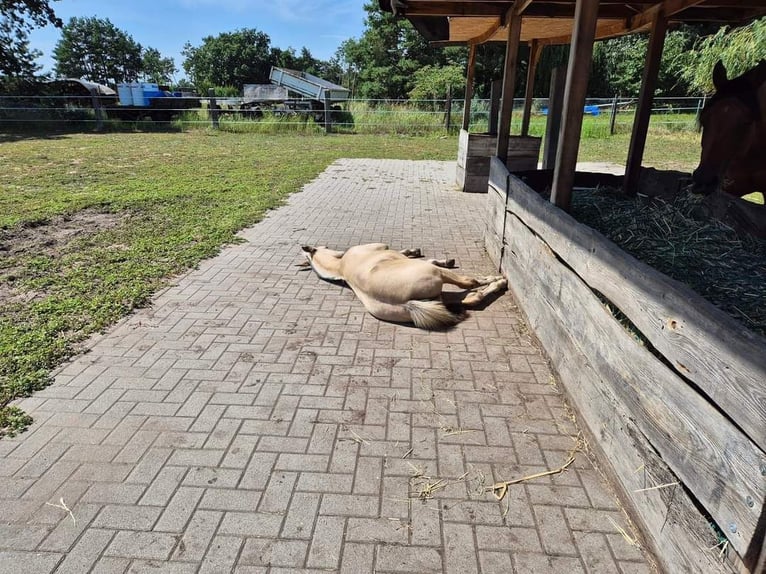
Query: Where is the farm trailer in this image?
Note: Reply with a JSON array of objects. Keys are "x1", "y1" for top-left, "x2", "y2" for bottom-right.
[
  {"x1": 217, "y1": 85, "x2": 323, "y2": 121},
  {"x1": 213, "y1": 69, "x2": 351, "y2": 129},
  {"x1": 268, "y1": 67, "x2": 350, "y2": 129}
]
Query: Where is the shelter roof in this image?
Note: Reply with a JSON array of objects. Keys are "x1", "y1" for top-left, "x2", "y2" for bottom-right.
[{"x1": 380, "y1": 1, "x2": 766, "y2": 45}]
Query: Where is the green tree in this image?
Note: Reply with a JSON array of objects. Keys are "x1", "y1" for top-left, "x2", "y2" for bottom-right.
[
  {"x1": 53, "y1": 16, "x2": 143, "y2": 85},
  {"x1": 682, "y1": 17, "x2": 766, "y2": 93},
  {"x1": 141, "y1": 47, "x2": 176, "y2": 84},
  {"x1": 591, "y1": 35, "x2": 646, "y2": 97},
  {"x1": 1, "y1": 0, "x2": 61, "y2": 77},
  {"x1": 409, "y1": 64, "x2": 465, "y2": 100},
  {"x1": 589, "y1": 26, "x2": 702, "y2": 97},
  {"x1": 182, "y1": 28, "x2": 272, "y2": 91},
  {"x1": 338, "y1": 2, "x2": 462, "y2": 99}
]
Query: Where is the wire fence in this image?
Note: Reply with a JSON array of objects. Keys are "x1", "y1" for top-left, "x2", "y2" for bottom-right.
[{"x1": 0, "y1": 93, "x2": 708, "y2": 136}]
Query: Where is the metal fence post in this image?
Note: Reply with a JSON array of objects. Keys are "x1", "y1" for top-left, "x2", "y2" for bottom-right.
[
  {"x1": 489, "y1": 79, "x2": 502, "y2": 136},
  {"x1": 324, "y1": 95, "x2": 332, "y2": 134},
  {"x1": 207, "y1": 88, "x2": 219, "y2": 129},
  {"x1": 444, "y1": 85, "x2": 452, "y2": 132},
  {"x1": 89, "y1": 88, "x2": 104, "y2": 131},
  {"x1": 610, "y1": 95, "x2": 618, "y2": 135}
]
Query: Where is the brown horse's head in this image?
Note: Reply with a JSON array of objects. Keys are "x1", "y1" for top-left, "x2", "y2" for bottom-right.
[{"x1": 692, "y1": 60, "x2": 766, "y2": 197}]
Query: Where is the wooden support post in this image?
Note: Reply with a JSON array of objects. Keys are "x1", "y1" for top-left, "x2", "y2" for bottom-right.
[
  {"x1": 550, "y1": 0, "x2": 600, "y2": 212},
  {"x1": 445, "y1": 85, "x2": 452, "y2": 132},
  {"x1": 207, "y1": 88, "x2": 219, "y2": 129},
  {"x1": 489, "y1": 79, "x2": 502, "y2": 135},
  {"x1": 609, "y1": 95, "x2": 619, "y2": 135},
  {"x1": 495, "y1": 12, "x2": 522, "y2": 164},
  {"x1": 542, "y1": 65, "x2": 566, "y2": 170},
  {"x1": 462, "y1": 44, "x2": 477, "y2": 131},
  {"x1": 623, "y1": 12, "x2": 668, "y2": 195},
  {"x1": 521, "y1": 40, "x2": 542, "y2": 137}
]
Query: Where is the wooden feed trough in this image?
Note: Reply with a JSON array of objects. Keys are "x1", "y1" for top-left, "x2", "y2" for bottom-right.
[
  {"x1": 486, "y1": 157, "x2": 766, "y2": 573},
  {"x1": 457, "y1": 129, "x2": 541, "y2": 192}
]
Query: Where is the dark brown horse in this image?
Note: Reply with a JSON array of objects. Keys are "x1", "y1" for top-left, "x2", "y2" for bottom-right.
[{"x1": 692, "y1": 60, "x2": 766, "y2": 197}]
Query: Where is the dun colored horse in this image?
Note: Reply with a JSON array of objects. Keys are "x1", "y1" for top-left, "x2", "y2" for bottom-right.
[
  {"x1": 301, "y1": 243, "x2": 507, "y2": 329},
  {"x1": 692, "y1": 60, "x2": 766, "y2": 197}
]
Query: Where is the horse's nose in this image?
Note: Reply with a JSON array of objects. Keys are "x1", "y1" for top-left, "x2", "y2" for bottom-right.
[{"x1": 691, "y1": 166, "x2": 717, "y2": 195}]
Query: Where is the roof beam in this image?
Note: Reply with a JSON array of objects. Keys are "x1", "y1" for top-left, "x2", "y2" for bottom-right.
[
  {"x1": 391, "y1": 2, "x2": 508, "y2": 17},
  {"x1": 514, "y1": 0, "x2": 535, "y2": 15},
  {"x1": 628, "y1": 0, "x2": 707, "y2": 30},
  {"x1": 468, "y1": 19, "x2": 503, "y2": 44},
  {"x1": 539, "y1": 0, "x2": 707, "y2": 45}
]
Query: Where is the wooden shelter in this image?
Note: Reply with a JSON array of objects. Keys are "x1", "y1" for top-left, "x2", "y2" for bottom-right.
[
  {"x1": 382, "y1": 0, "x2": 766, "y2": 204},
  {"x1": 380, "y1": 2, "x2": 766, "y2": 573}
]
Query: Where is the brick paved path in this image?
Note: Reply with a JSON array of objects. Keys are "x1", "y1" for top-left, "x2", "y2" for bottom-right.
[{"x1": 1, "y1": 159, "x2": 654, "y2": 573}]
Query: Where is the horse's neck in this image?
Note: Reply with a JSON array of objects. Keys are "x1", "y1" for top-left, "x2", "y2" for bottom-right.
[
  {"x1": 310, "y1": 251, "x2": 344, "y2": 282},
  {"x1": 753, "y1": 83, "x2": 766, "y2": 150}
]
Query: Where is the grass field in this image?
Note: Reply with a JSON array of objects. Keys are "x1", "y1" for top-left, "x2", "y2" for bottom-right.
[{"x1": 0, "y1": 128, "x2": 701, "y2": 435}]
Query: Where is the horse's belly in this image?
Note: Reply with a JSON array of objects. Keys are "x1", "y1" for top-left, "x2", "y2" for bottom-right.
[{"x1": 348, "y1": 286, "x2": 412, "y2": 323}]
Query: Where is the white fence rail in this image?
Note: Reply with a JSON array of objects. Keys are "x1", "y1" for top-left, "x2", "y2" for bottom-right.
[{"x1": 0, "y1": 94, "x2": 708, "y2": 134}]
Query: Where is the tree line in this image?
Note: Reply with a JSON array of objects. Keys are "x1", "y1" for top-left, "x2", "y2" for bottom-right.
[{"x1": 2, "y1": 0, "x2": 764, "y2": 98}]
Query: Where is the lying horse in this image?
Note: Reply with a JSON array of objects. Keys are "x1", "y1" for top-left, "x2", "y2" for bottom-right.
[
  {"x1": 301, "y1": 243, "x2": 507, "y2": 329},
  {"x1": 692, "y1": 60, "x2": 766, "y2": 197}
]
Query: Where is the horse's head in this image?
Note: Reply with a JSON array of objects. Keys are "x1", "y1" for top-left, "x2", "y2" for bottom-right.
[
  {"x1": 300, "y1": 245, "x2": 345, "y2": 282},
  {"x1": 301, "y1": 244, "x2": 318, "y2": 259},
  {"x1": 692, "y1": 60, "x2": 765, "y2": 196}
]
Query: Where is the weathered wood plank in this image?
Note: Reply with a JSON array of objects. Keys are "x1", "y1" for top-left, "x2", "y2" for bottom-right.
[
  {"x1": 500, "y1": 166, "x2": 766, "y2": 454},
  {"x1": 500, "y1": 226, "x2": 730, "y2": 573},
  {"x1": 458, "y1": 133, "x2": 540, "y2": 192},
  {"x1": 460, "y1": 131, "x2": 542, "y2": 157},
  {"x1": 501, "y1": 207, "x2": 765, "y2": 559},
  {"x1": 486, "y1": 191, "x2": 506, "y2": 265},
  {"x1": 501, "y1": 210, "x2": 765, "y2": 560}
]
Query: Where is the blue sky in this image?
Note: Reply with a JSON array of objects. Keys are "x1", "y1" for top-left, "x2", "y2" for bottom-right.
[{"x1": 28, "y1": 0, "x2": 368, "y2": 80}]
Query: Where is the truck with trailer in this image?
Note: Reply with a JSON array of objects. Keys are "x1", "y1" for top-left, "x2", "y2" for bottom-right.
[{"x1": 219, "y1": 68, "x2": 351, "y2": 125}]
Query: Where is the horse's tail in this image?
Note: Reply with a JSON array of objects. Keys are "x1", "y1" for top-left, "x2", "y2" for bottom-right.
[{"x1": 404, "y1": 299, "x2": 463, "y2": 330}]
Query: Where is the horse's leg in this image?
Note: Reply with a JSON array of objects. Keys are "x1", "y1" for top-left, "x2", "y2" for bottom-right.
[
  {"x1": 460, "y1": 278, "x2": 508, "y2": 308},
  {"x1": 427, "y1": 257, "x2": 456, "y2": 269},
  {"x1": 399, "y1": 248, "x2": 456, "y2": 268},
  {"x1": 438, "y1": 268, "x2": 504, "y2": 289}
]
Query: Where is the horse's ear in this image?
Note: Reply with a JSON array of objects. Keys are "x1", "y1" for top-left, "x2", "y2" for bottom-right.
[{"x1": 712, "y1": 60, "x2": 728, "y2": 90}]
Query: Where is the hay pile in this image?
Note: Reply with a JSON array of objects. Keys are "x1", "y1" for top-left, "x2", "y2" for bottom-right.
[{"x1": 570, "y1": 188, "x2": 766, "y2": 338}]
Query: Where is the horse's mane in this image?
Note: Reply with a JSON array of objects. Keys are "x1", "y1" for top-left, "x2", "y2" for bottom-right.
[{"x1": 704, "y1": 60, "x2": 766, "y2": 120}]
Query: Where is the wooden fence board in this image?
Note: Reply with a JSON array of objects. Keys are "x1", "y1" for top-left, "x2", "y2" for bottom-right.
[
  {"x1": 497, "y1": 158, "x2": 766, "y2": 455},
  {"x1": 500, "y1": 226, "x2": 730, "y2": 572},
  {"x1": 501, "y1": 211, "x2": 765, "y2": 560}
]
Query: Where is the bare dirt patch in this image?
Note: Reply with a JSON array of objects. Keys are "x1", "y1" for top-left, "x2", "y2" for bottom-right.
[{"x1": 0, "y1": 210, "x2": 126, "y2": 305}]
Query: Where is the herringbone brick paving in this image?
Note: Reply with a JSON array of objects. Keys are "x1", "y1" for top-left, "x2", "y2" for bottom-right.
[{"x1": 1, "y1": 159, "x2": 655, "y2": 573}]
